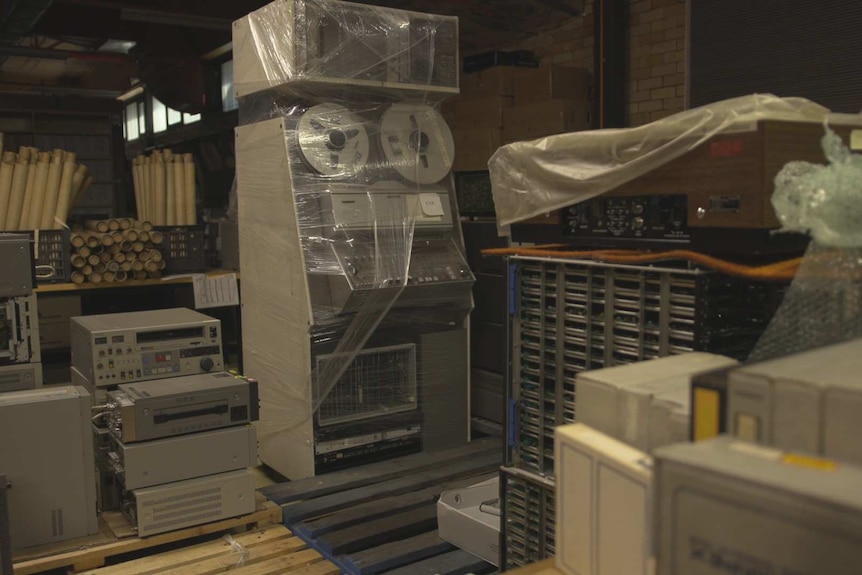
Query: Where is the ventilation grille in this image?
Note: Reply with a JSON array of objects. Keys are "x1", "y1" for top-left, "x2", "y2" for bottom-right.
[
  {"x1": 502, "y1": 467, "x2": 555, "y2": 570},
  {"x1": 316, "y1": 344, "x2": 418, "y2": 426},
  {"x1": 688, "y1": 0, "x2": 862, "y2": 113},
  {"x1": 513, "y1": 259, "x2": 784, "y2": 475},
  {"x1": 139, "y1": 486, "x2": 223, "y2": 532}
]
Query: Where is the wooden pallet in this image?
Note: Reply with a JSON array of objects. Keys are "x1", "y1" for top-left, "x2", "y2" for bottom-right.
[
  {"x1": 13, "y1": 495, "x2": 282, "y2": 575},
  {"x1": 74, "y1": 525, "x2": 338, "y2": 575},
  {"x1": 262, "y1": 438, "x2": 502, "y2": 575}
]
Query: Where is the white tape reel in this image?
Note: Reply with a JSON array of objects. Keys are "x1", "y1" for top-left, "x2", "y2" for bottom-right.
[
  {"x1": 379, "y1": 103, "x2": 455, "y2": 185},
  {"x1": 297, "y1": 103, "x2": 371, "y2": 177}
]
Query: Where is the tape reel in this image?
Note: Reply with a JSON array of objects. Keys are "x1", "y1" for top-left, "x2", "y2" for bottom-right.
[
  {"x1": 297, "y1": 103, "x2": 371, "y2": 177},
  {"x1": 379, "y1": 103, "x2": 455, "y2": 185}
]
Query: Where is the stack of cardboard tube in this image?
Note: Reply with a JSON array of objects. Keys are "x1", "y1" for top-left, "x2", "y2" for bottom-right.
[
  {"x1": 0, "y1": 146, "x2": 91, "y2": 231},
  {"x1": 68, "y1": 219, "x2": 165, "y2": 284},
  {"x1": 132, "y1": 150, "x2": 196, "y2": 226}
]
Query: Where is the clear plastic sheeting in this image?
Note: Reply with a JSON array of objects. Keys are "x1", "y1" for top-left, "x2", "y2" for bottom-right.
[
  {"x1": 752, "y1": 129, "x2": 862, "y2": 360},
  {"x1": 488, "y1": 94, "x2": 843, "y2": 228},
  {"x1": 233, "y1": 0, "x2": 459, "y2": 100},
  {"x1": 233, "y1": 0, "x2": 472, "y2": 480}
]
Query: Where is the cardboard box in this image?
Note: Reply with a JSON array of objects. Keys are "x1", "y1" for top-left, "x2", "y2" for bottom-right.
[
  {"x1": 452, "y1": 128, "x2": 502, "y2": 172},
  {"x1": 460, "y1": 66, "x2": 517, "y2": 98},
  {"x1": 725, "y1": 337, "x2": 862, "y2": 462},
  {"x1": 514, "y1": 65, "x2": 591, "y2": 105},
  {"x1": 437, "y1": 476, "x2": 500, "y2": 566},
  {"x1": 38, "y1": 295, "x2": 81, "y2": 350},
  {"x1": 577, "y1": 353, "x2": 738, "y2": 452},
  {"x1": 555, "y1": 424, "x2": 653, "y2": 575},
  {"x1": 502, "y1": 99, "x2": 590, "y2": 143},
  {"x1": 654, "y1": 436, "x2": 862, "y2": 575},
  {"x1": 454, "y1": 96, "x2": 513, "y2": 129}
]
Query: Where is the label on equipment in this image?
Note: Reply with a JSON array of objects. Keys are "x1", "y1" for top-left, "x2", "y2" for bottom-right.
[{"x1": 419, "y1": 193, "x2": 445, "y2": 217}]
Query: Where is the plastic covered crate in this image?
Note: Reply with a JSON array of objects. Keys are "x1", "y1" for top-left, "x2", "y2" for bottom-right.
[{"x1": 155, "y1": 226, "x2": 207, "y2": 273}]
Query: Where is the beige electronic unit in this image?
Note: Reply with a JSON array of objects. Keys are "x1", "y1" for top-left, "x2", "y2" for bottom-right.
[
  {"x1": 555, "y1": 424, "x2": 653, "y2": 575},
  {"x1": 110, "y1": 425, "x2": 258, "y2": 490},
  {"x1": 0, "y1": 386, "x2": 98, "y2": 550},
  {"x1": 654, "y1": 436, "x2": 862, "y2": 575},
  {"x1": 233, "y1": 0, "x2": 459, "y2": 98},
  {"x1": 726, "y1": 338, "x2": 862, "y2": 462},
  {"x1": 0, "y1": 295, "x2": 40, "y2": 366},
  {"x1": 105, "y1": 372, "x2": 259, "y2": 443},
  {"x1": 124, "y1": 469, "x2": 256, "y2": 537},
  {"x1": 71, "y1": 308, "x2": 223, "y2": 388},
  {"x1": 577, "y1": 353, "x2": 737, "y2": 452},
  {"x1": 0, "y1": 362, "x2": 42, "y2": 393}
]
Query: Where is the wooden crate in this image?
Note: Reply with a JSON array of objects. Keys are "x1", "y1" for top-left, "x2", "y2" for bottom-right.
[{"x1": 13, "y1": 496, "x2": 282, "y2": 574}]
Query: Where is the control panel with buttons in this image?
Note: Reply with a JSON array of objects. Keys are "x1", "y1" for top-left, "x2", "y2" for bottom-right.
[
  {"x1": 562, "y1": 194, "x2": 690, "y2": 242},
  {"x1": 72, "y1": 308, "x2": 225, "y2": 388}
]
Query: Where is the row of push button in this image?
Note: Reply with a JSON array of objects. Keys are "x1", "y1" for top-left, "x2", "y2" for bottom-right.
[{"x1": 144, "y1": 366, "x2": 180, "y2": 376}]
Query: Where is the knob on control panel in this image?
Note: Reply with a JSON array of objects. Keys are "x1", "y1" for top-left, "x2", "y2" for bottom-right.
[{"x1": 200, "y1": 357, "x2": 215, "y2": 372}]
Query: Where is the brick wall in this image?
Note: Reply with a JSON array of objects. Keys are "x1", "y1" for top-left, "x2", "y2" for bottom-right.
[{"x1": 503, "y1": 0, "x2": 686, "y2": 126}]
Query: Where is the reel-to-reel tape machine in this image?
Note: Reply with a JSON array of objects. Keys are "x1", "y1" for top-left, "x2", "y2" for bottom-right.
[
  {"x1": 294, "y1": 102, "x2": 455, "y2": 185},
  {"x1": 234, "y1": 0, "x2": 471, "y2": 480}
]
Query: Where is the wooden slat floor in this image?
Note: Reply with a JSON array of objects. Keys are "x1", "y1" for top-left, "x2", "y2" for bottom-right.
[{"x1": 261, "y1": 438, "x2": 503, "y2": 575}]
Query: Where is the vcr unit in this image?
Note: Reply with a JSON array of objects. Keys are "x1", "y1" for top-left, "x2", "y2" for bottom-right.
[{"x1": 71, "y1": 308, "x2": 224, "y2": 387}]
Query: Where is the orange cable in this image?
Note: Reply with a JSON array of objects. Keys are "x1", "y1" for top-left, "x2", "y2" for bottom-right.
[{"x1": 480, "y1": 245, "x2": 801, "y2": 281}]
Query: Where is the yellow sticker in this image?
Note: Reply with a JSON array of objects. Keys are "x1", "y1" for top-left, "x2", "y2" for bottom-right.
[
  {"x1": 693, "y1": 388, "x2": 720, "y2": 442},
  {"x1": 782, "y1": 453, "x2": 837, "y2": 472},
  {"x1": 851, "y1": 130, "x2": 862, "y2": 151}
]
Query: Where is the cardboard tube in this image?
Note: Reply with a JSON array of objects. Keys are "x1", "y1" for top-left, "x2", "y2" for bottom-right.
[
  {"x1": 89, "y1": 272, "x2": 103, "y2": 283},
  {"x1": 114, "y1": 252, "x2": 126, "y2": 263},
  {"x1": 100, "y1": 234, "x2": 114, "y2": 248},
  {"x1": 70, "y1": 164, "x2": 87, "y2": 210},
  {"x1": 147, "y1": 270, "x2": 162, "y2": 279},
  {"x1": 19, "y1": 155, "x2": 39, "y2": 232},
  {"x1": 71, "y1": 271, "x2": 85, "y2": 284},
  {"x1": 0, "y1": 151, "x2": 17, "y2": 228},
  {"x1": 119, "y1": 217, "x2": 132, "y2": 230},
  {"x1": 123, "y1": 229, "x2": 138, "y2": 242},
  {"x1": 154, "y1": 152, "x2": 166, "y2": 225},
  {"x1": 81, "y1": 264, "x2": 93, "y2": 276},
  {"x1": 87, "y1": 254, "x2": 100, "y2": 266},
  {"x1": 173, "y1": 158, "x2": 185, "y2": 226},
  {"x1": 85, "y1": 233, "x2": 100, "y2": 249},
  {"x1": 144, "y1": 260, "x2": 159, "y2": 272},
  {"x1": 140, "y1": 156, "x2": 150, "y2": 222},
  {"x1": 134, "y1": 270, "x2": 147, "y2": 280},
  {"x1": 40, "y1": 150, "x2": 64, "y2": 229},
  {"x1": 140, "y1": 221, "x2": 153, "y2": 231},
  {"x1": 183, "y1": 153, "x2": 195, "y2": 225},
  {"x1": 132, "y1": 157, "x2": 142, "y2": 220},
  {"x1": 71, "y1": 254, "x2": 86, "y2": 268},
  {"x1": 99, "y1": 252, "x2": 111, "y2": 264},
  {"x1": 107, "y1": 260, "x2": 120, "y2": 273},
  {"x1": 26, "y1": 153, "x2": 50, "y2": 229},
  {"x1": 148, "y1": 249, "x2": 163, "y2": 262},
  {"x1": 54, "y1": 152, "x2": 77, "y2": 229},
  {"x1": 132, "y1": 242, "x2": 144, "y2": 253},
  {"x1": 108, "y1": 218, "x2": 120, "y2": 231},
  {"x1": 115, "y1": 270, "x2": 128, "y2": 282},
  {"x1": 71, "y1": 171, "x2": 93, "y2": 208},
  {"x1": 70, "y1": 233, "x2": 85, "y2": 248},
  {"x1": 112, "y1": 232, "x2": 124, "y2": 244},
  {"x1": 132, "y1": 260, "x2": 144, "y2": 272},
  {"x1": 6, "y1": 158, "x2": 29, "y2": 230},
  {"x1": 86, "y1": 220, "x2": 109, "y2": 232},
  {"x1": 103, "y1": 271, "x2": 116, "y2": 283},
  {"x1": 120, "y1": 261, "x2": 132, "y2": 272},
  {"x1": 165, "y1": 157, "x2": 176, "y2": 226},
  {"x1": 138, "y1": 230, "x2": 150, "y2": 243},
  {"x1": 150, "y1": 230, "x2": 164, "y2": 245},
  {"x1": 77, "y1": 245, "x2": 91, "y2": 258}
]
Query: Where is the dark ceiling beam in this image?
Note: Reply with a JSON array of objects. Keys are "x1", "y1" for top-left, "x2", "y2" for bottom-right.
[
  {"x1": 0, "y1": 81, "x2": 122, "y2": 98},
  {"x1": 0, "y1": 0, "x2": 54, "y2": 43},
  {"x1": 0, "y1": 43, "x2": 134, "y2": 63},
  {"x1": 120, "y1": 7, "x2": 232, "y2": 31}
]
